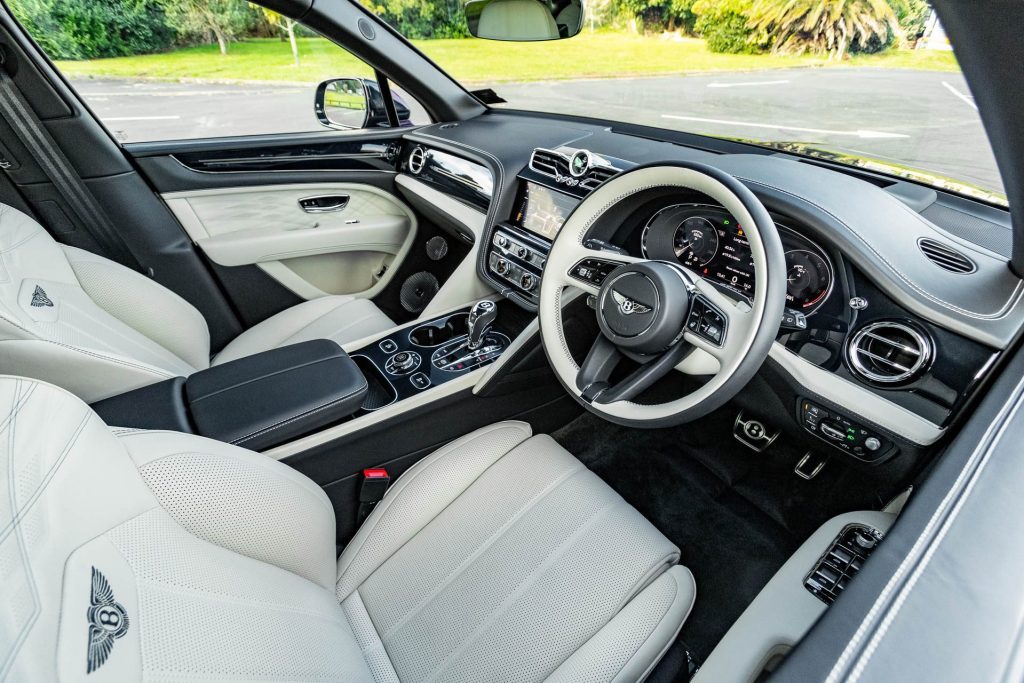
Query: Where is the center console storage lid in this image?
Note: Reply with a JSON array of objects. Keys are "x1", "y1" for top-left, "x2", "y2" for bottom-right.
[{"x1": 186, "y1": 339, "x2": 367, "y2": 452}]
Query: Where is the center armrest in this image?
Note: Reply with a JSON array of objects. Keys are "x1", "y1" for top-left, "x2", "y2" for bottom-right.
[{"x1": 186, "y1": 339, "x2": 367, "y2": 451}]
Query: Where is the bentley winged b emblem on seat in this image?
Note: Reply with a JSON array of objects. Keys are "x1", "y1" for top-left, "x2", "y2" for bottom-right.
[
  {"x1": 611, "y1": 290, "x2": 652, "y2": 315},
  {"x1": 86, "y1": 567, "x2": 129, "y2": 674}
]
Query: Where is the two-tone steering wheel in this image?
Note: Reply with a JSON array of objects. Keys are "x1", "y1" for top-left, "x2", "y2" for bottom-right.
[{"x1": 538, "y1": 161, "x2": 787, "y2": 427}]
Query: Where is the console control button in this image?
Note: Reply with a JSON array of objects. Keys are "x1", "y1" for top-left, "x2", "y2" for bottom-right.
[
  {"x1": 799, "y1": 398, "x2": 893, "y2": 462},
  {"x1": 386, "y1": 350, "x2": 421, "y2": 375},
  {"x1": 520, "y1": 273, "x2": 536, "y2": 291},
  {"x1": 409, "y1": 372, "x2": 431, "y2": 390},
  {"x1": 378, "y1": 339, "x2": 398, "y2": 354}
]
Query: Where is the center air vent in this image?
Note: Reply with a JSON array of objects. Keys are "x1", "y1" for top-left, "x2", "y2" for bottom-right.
[
  {"x1": 529, "y1": 148, "x2": 619, "y2": 192},
  {"x1": 408, "y1": 146, "x2": 427, "y2": 175},
  {"x1": 918, "y1": 237, "x2": 976, "y2": 274},
  {"x1": 847, "y1": 321, "x2": 933, "y2": 385}
]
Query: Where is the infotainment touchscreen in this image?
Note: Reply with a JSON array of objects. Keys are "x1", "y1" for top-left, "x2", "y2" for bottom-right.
[{"x1": 511, "y1": 181, "x2": 580, "y2": 241}]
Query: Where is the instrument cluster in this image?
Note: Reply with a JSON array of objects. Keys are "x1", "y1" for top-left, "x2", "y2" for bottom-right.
[{"x1": 640, "y1": 203, "x2": 835, "y2": 314}]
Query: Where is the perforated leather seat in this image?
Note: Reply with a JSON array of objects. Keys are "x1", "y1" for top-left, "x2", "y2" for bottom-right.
[
  {"x1": 0, "y1": 376, "x2": 695, "y2": 682},
  {"x1": 0, "y1": 204, "x2": 395, "y2": 402}
]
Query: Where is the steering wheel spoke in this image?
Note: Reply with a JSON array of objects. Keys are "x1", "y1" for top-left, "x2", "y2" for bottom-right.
[
  {"x1": 681, "y1": 273, "x2": 755, "y2": 364},
  {"x1": 576, "y1": 333, "x2": 690, "y2": 404},
  {"x1": 549, "y1": 241, "x2": 642, "y2": 297}
]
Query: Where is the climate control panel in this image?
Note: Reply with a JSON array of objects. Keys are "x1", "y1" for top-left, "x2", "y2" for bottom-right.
[{"x1": 486, "y1": 225, "x2": 550, "y2": 307}]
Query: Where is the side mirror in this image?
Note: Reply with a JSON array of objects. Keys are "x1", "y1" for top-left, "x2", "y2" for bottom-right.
[
  {"x1": 465, "y1": 0, "x2": 583, "y2": 41},
  {"x1": 315, "y1": 78, "x2": 413, "y2": 130}
]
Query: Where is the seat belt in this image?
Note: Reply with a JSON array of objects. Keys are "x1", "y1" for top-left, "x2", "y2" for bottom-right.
[{"x1": 0, "y1": 54, "x2": 142, "y2": 271}]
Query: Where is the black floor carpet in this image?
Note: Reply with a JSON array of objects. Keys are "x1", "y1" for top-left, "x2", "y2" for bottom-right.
[{"x1": 552, "y1": 409, "x2": 895, "y2": 665}]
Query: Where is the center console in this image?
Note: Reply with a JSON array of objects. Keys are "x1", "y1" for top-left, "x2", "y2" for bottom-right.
[
  {"x1": 349, "y1": 302, "x2": 511, "y2": 413},
  {"x1": 481, "y1": 148, "x2": 629, "y2": 311},
  {"x1": 91, "y1": 302, "x2": 513, "y2": 452}
]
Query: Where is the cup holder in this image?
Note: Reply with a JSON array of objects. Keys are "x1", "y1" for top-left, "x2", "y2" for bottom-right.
[{"x1": 409, "y1": 313, "x2": 469, "y2": 347}]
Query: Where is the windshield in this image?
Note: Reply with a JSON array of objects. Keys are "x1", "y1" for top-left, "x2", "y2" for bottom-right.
[{"x1": 395, "y1": 1, "x2": 1006, "y2": 205}]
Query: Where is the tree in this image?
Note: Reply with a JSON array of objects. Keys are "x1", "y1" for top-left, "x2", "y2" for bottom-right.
[
  {"x1": 617, "y1": 0, "x2": 699, "y2": 33},
  {"x1": 261, "y1": 8, "x2": 300, "y2": 66},
  {"x1": 160, "y1": 0, "x2": 251, "y2": 55},
  {"x1": 747, "y1": 0, "x2": 903, "y2": 59}
]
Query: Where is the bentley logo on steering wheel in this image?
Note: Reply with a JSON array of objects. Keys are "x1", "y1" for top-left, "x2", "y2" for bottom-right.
[{"x1": 611, "y1": 290, "x2": 652, "y2": 315}]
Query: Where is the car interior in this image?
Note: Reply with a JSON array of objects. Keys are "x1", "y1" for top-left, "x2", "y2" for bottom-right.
[{"x1": 2, "y1": 0, "x2": 1023, "y2": 681}]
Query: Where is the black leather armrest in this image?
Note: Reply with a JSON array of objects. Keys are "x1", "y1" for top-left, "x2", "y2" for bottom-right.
[
  {"x1": 91, "y1": 377, "x2": 194, "y2": 432},
  {"x1": 186, "y1": 339, "x2": 367, "y2": 452}
]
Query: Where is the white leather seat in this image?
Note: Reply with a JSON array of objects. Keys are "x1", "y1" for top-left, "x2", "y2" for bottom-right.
[
  {"x1": 0, "y1": 376, "x2": 695, "y2": 682},
  {"x1": 477, "y1": 0, "x2": 560, "y2": 40},
  {"x1": 0, "y1": 204, "x2": 394, "y2": 401}
]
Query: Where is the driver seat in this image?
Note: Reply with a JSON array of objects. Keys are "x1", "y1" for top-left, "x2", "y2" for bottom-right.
[{"x1": 0, "y1": 376, "x2": 694, "y2": 682}]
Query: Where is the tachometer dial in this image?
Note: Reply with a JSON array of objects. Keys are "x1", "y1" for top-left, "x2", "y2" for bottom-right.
[
  {"x1": 785, "y1": 249, "x2": 832, "y2": 313},
  {"x1": 675, "y1": 217, "x2": 720, "y2": 267}
]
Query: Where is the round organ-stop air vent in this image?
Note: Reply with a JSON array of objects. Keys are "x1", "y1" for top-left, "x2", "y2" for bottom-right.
[
  {"x1": 408, "y1": 146, "x2": 427, "y2": 175},
  {"x1": 847, "y1": 321, "x2": 933, "y2": 385}
]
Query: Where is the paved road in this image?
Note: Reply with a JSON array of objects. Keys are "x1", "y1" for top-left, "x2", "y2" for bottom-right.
[{"x1": 71, "y1": 68, "x2": 1002, "y2": 194}]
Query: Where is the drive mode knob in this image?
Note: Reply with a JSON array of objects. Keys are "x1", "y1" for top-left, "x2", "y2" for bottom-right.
[
  {"x1": 391, "y1": 351, "x2": 417, "y2": 372},
  {"x1": 864, "y1": 437, "x2": 881, "y2": 451}
]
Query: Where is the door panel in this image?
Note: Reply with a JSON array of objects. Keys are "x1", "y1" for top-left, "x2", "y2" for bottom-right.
[{"x1": 163, "y1": 183, "x2": 416, "y2": 300}]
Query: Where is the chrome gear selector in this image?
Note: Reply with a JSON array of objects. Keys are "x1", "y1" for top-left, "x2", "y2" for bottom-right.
[{"x1": 467, "y1": 300, "x2": 498, "y2": 350}]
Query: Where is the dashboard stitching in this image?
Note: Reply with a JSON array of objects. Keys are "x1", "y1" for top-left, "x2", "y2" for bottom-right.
[{"x1": 736, "y1": 176, "x2": 1024, "y2": 320}]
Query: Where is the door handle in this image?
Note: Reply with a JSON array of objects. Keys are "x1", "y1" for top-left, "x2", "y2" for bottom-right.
[{"x1": 298, "y1": 194, "x2": 349, "y2": 213}]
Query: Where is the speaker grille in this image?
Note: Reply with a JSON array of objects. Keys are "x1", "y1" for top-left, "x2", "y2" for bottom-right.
[
  {"x1": 400, "y1": 271, "x2": 439, "y2": 312},
  {"x1": 426, "y1": 236, "x2": 448, "y2": 261}
]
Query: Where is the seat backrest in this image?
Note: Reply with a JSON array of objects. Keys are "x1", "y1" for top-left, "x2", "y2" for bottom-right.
[
  {"x1": 0, "y1": 375, "x2": 375, "y2": 682},
  {"x1": 0, "y1": 204, "x2": 211, "y2": 402},
  {"x1": 477, "y1": 0, "x2": 560, "y2": 40}
]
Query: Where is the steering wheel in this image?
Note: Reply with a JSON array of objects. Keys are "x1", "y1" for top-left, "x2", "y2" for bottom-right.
[{"x1": 539, "y1": 161, "x2": 787, "y2": 428}]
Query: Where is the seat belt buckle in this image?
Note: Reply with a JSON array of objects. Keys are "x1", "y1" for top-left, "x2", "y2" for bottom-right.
[{"x1": 357, "y1": 468, "x2": 390, "y2": 523}]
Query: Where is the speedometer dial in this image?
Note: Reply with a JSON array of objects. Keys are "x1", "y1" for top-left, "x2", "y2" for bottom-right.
[
  {"x1": 675, "y1": 217, "x2": 720, "y2": 267},
  {"x1": 785, "y1": 249, "x2": 832, "y2": 313}
]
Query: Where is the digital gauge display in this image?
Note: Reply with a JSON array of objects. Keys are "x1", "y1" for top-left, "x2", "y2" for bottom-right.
[{"x1": 640, "y1": 203, "x2": 834, "y2": 314}]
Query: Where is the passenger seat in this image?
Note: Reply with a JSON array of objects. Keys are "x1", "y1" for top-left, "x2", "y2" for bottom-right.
[{"x1": 0, "y1": 204, "x2": 395, "y2": 401}]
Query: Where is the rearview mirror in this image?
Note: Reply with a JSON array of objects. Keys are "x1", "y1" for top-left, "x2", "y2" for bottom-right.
[
  {"x1": 465, "y1": 0, "x2": 583, "y2": 41},
  {"x1": 314, "y1": 78, "x2": 413, "y2": 130}
]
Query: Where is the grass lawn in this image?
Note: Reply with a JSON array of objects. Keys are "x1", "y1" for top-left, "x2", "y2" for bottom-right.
[{"x1": 55, "y1": 33, "x2": 960, "y2": 86}]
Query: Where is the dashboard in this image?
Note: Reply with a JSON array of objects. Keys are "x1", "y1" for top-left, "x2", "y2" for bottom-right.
[
  {"x1": 638, "y1": 203, "x2": 835, "y2": 315},
  {"x1": 400, "y1": 123, "x2": 1013, "y2": 467}
]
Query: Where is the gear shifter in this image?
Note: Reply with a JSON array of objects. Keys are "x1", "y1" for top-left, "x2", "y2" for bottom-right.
[{"x1": 467, "y1": 300, "x2": 497, "y2": 350}]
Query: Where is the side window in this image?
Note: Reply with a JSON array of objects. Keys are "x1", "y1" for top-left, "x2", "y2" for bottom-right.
[{"x1": 7, "y1": 1, "x2": 430, "y2": 142}]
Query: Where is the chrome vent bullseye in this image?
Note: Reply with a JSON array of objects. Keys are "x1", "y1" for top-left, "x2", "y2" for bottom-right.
[
  {"x1": 917, "y1": 238, "x2": 976, "y2": 274},
  {"x1": 407, "y1": 146, "x2": 427, "y2": 175},
  {"x1": 847, "y1": 321, "x2": 933, "y2": 385},
  {"x1": 529, "y1": 148, "x2": 620, "y2": 191}
]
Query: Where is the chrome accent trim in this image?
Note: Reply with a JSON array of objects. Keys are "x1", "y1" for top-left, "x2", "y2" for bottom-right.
[
  {"x1": 847, "y1": 321, "x2": 933, "y2": 384},
  {"x1": 407, "y1": 146, "x2": 427, "y2": 174}
]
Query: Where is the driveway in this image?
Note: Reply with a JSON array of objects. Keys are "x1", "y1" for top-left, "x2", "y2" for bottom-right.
[{"x1": 70, "y1": 68, "x2": 1002, "y2": 194}]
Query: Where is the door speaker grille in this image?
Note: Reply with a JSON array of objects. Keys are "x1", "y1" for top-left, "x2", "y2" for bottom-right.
[{"x1": 400, "y1": 271, "x2": 439, "y2": 312}]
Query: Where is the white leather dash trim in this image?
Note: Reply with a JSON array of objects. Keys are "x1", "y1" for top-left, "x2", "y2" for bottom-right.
[
  {"x1": 768, "y1": 342, "x2": 943, "y2": 446},
  {"x1": 395, "y1": 175, "x2": 485, "y2": 240},
  {"x1": 395, "y1": 175, "x2": 495, "y2": 314}
]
